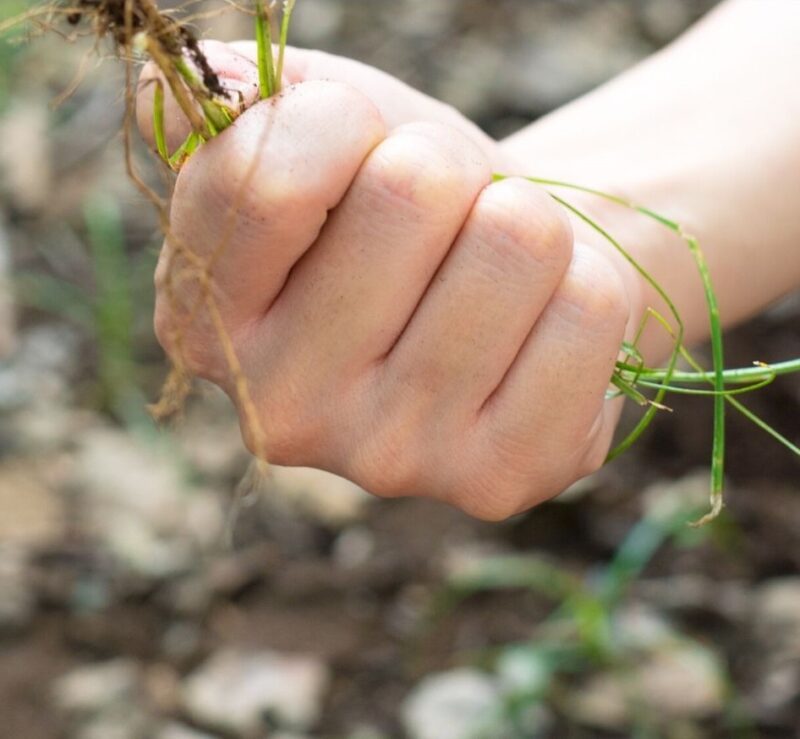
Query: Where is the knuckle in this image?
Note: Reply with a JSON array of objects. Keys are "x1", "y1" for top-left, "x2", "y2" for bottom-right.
[
  {"x1": 470, "y1": 178, "x2": 573, "y2": 274},
  {"x1": 173, "y1": 80, "x2": 386, "y2": 232},
  {"x1": 367, "y1": 122, "x2": 490, "y2": 210},
  {"x1": 452, "y1": 472, "x2": 530, "y2": 522},
  {"x1": 452, "y1": 433, "x2": 574, "y2": 521},
  {"x1": 551, "y1": 247, "x2": 630, "y2": 331},
  {"x1": 349, "y1": 416, "x2": 422, "y2": 499},
  {"x1": 251, "y1": 384, "x2": 325, "y2": 467}
]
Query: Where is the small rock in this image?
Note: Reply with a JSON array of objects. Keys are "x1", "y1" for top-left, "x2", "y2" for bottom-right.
[
  {"x1": 496, "y1": 646, "x2": 551, "y2": 697},
  {"x1": 0, "y1": 98, "x2": 51, "y2": 213},
  {"x1": 0, "y1": 324, "x2": 80, "y2": 412},
  {"x1": 75, "y1": 704, "x2": 155, "y2": 739},
  {"x1": 0, "y1": 545, "x2": 34, "y2": 630},
  {"x1": 74, "y1": 428, "x2": 224, "y2": 578},
  {"x1": 572, "y1": 640, "x2": 725, "y2": 729},
  {"x1": 0, "y1": 460, "x2": 66, "y2": 549},
  {"x1": 346, "y1": 726, "x2": 390, "y2": 739},
  {"x1": 401, "y1": 668, "x2": 501, "y2": 739},
  {"x1": 0, "y1": 216, "x2": 15, "y2": 357},
  {"x1": 156, "y1": 723, "x2": 217, "y2": 739},
  {"x1": 753, "y1": 577, "x2": 800, "y2": 655},
  {"x1": 333, "y1": 527, "x2": 376, "y2": 570},
  {"x1": 642, "y1": 470, "x2": 713, "y2": 525},
  {"x1": 183, "y1": 649, "x2": 330, "y2": 734},
  {"x1": 612, "y1": 603, "x2": 674, "y2": 651},
  {"x1": 267, "y1": 466, "x2": 373, "y2": 526},
  {"x1": 53, "y1": 659, "x2": 140, "y2": 717},
  {"x1": 751, "y1": 578, "x2": 800, "y2": 715},
  {"x1": 176, "y1": 386, "x2": 248, "y2": 480}
]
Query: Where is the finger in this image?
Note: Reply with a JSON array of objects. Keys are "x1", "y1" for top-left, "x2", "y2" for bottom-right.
[
  {"x1": 136, "y1": 40, "x2": 261, "y2": 153},
  {"x1": 252, "y1": 121, "x2": 492, "y2": 382},
  {"x1": 155, "y1": 81, "x2": 385, "y2": 369},
  {"x1": 382, "y1": 177, "x2": 573, "y2": 416},
  {"x1": 228, "y1": 42, "x2": 499, "y2": 161},
  {"x1": 472, "y1": 244, "x2": 630, "y2": 515}
]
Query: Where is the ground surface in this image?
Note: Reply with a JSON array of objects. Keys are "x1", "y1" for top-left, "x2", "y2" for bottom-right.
[{"x1": 1, "y1": 1, "x2": 799, "y2": 738}]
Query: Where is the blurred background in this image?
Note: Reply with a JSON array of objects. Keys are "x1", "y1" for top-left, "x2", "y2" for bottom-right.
[{"x1": 1, "y1": 0, "x2": 799, "y2": 737}]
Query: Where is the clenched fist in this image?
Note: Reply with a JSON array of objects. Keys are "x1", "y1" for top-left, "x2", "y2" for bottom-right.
[{"x1": 137, "y1": 43, "x2": 641, "y2": 521}]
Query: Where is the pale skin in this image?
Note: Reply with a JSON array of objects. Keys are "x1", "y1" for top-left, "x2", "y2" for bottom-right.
[{"x1": 136, "y1": 0, "x2": 800, "y2": 521}]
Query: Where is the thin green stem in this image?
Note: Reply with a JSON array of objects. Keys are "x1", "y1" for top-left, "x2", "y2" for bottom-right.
[
  {"x1": 255, "y1": 0, "x2": 276, "y2": 99},
  {"x1": 519, "y1": 176, "x2": 728, "y2": 524},
  {"x1": 544, "y1": 192, "x2": 685, "y2": 461},
  {"x1": 152, "y1": 80, "x2": 169, "y2": 163},
  {"x1": 633, "y1": 376, "x2": 775, "y2": 397},
  {"x1": 276, "y1": 0, "x2": 296, "y2": 91},
  {"x1": 623, "y1": 359, "x2": 800, "y2": 384},
  {"x1": 726, "y1": 396, "x2": 800, "y2": 456}
]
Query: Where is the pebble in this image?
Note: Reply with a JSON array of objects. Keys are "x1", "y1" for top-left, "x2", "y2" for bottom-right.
[
  {"x1": 183, "y1": 648, "x2": 330, "y2": 734},
  {"x1": 0, "y1": 545, "x2": 34, "y2": 631},
  {"x1": 401, "y1": 668, "x2": 502, "y2": 739},
  {"x1": 156, "y1": 724, "x2": 217, "y2": 739},
  {"x1": 53, "y1": 659, "x2": 140, "y2": 717},
  {"x1": 267, "y1": 465, "x2": 373, "y2": 526},
  {"x1": 74, "y1": 428, "x2": 224, "y2": 578},
  {"x1": 0, "y1": 216, "x2": 14, "y2": 358},
  {"x1": 753, "y1": 577, "x2": 800, "y2": 655},
  {"x1": 571, "y1": 639, "x2": 725, "y2": 729}
]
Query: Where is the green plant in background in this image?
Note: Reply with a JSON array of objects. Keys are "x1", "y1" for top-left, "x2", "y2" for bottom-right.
[
  {"x1": 83, "y1": 192, "x2": 143, "y2": 422},
  {"x1": 438, "y1": 492, "x2": 755, "y2": 738},
  {"x1": 14, "y1": 193, "x2": 154, "y2": 425}
]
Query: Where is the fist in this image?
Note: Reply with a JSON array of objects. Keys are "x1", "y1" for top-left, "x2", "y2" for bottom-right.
[{"x1": 137, "y1": 43, "x2": 633, "y2": 520}]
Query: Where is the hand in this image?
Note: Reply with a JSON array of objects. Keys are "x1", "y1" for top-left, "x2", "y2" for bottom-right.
[{"x1": 137, "y1": 43, "x2": 638, "y2": 521}]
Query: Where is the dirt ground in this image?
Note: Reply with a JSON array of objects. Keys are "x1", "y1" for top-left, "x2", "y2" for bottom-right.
[{"x1": 1, "y1": 1, "x2": 799, "y2": 738}]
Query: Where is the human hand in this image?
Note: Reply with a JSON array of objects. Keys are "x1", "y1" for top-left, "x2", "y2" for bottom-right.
[{"x1": 137, "y1": 43, "x2": 638, "y2": 520}]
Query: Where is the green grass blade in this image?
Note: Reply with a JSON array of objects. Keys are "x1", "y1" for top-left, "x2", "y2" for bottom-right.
[
  {"x1": 276, "y1": 0, "x2": 296, "y2": 91},
  {"x1": 152, "y1": 80, "x2": 169, "y2": 163},
  {"x1": 726, "y1": 396, "x2": 800, "y2": 457},
  {"x1": 84, "y1": 193, "x2": 143, "y2": 422},
  {"x1": 619, "y1": 360, "x2": 800, "y2": 385},
  {"x1": 543, "y1": 193, "x2": 684, "y2": 460},
  {"x1": 633, "y1": 375, "x2": 775, "y2": 397},
  {"x1": 515, "y1": 176, "x2": 730, "y2": 524},
  {"x1": 255, "y1": 0, "x2": 276, "y2": 98}
]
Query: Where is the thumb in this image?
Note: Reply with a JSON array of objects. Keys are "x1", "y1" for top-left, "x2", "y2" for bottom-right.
[{"x1": 229, "y1": 42, "x2": 501, "y2": 164}]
